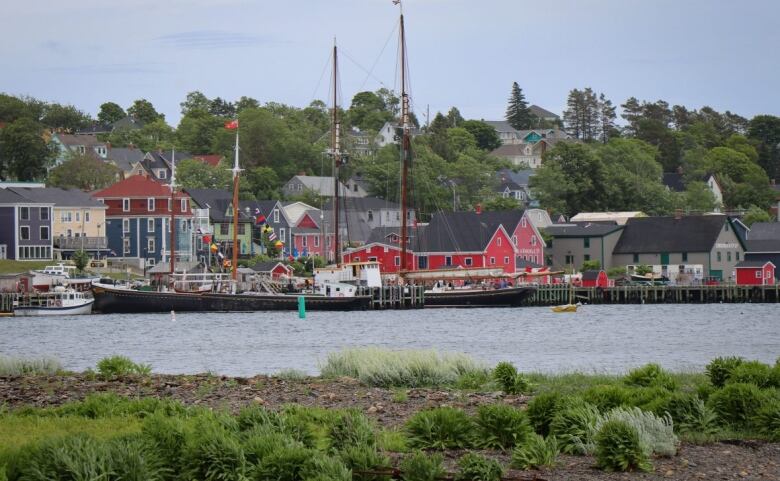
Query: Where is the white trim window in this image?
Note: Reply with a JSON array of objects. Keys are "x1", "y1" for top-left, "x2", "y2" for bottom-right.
[
  {"x1": 148, "y1": 198, "x2": 155, "y2": 212},
  {"x1": 20, "y1": 207, "x2": 29, "y2": 220},
  {"x1": 180, "y1": 198, "x2": 188, "y2": 213},
  {"x1": 444, "y1": 255, "x2": 452, "y2": 266},
  {"x1": 123, "y1": 238, "x2": 131, "y2": 255},
  {"x1": 394, "y1": 256, "x2": 400, "y2": 266},
  {"x1": 273, "y1": 208, "x2": 280, "y2": 223},
  {"x1": 40, "y1": 207, "x2": 49, "y2": 220},
  {"x1": 497, "y1": 237, "x2": 502, "y2": 247},
  {"x1": 123, "y1": 198, "x2": 130, "y2": 212},
  {"x1": 61, "y1": 211, "x2": 72, "y2": 223},
  {"x1": 302, "y1": 236, "x2": 307, "y2": 247},
  {"x1": 504, "y1": 256, "x2": 510, "y2": 265},
  {"x1": 147, "y1": 237, "x2": 155, "y2": 253},
  {"x1": 75, "y1": 212, "x2": 80, "y2": 222},
  {"x1": 148, "y1": 219, "x2": 155, "y2": 233},
  {"x1": 279, "y1": 228, "x2": 286, "y2": 242},
  {"x1": 490, "y1": 256, "x2": 496, "y2": 265},
  {"x1": 20, "y1": 226, "x2": 30, "y2": 240},
  {"x1": 40, "y1": 226, "x2": 50, "y2": 240},
  {"x1": 512, "y1": 235, "x2": 517, "y2": 245},
  {"x1": 122, "y1": 218, "x2": 130, "y2": 233},
  {"x1": 755, "y1": 271, "x2": 762, "y2": 279},
  {"x1": 85, "y1": 211, "x2": 90, "y2": 223},
  {"x1": 465, "y1": 257, "x2": 473, "y2": 266}
]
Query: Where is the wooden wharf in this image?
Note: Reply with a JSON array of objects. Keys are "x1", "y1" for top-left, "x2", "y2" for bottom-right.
[
  {"x1": 359, "y1": 285, "x2": 426, "y2": 309},
  {"x1": 524, "y1": 284, "x2": 780, "y2": 306}
]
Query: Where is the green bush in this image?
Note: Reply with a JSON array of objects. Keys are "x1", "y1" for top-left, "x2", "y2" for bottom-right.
[
  {"x1": 582, "y1": 385, "x2": 633, "y2": 411},
  {"x1": 183, "y1": 423, "x2": 246, "y2": 481},
  {"x1": 455, "y1": 370, "x2": 492, "y2": 390},
  {"x1": 329, "y1": 409, "x2": 376, "y2": 451},
  {"x1": 305, "y1": 455, "x2": 351, "y2": 481},
  {"x1": 339, "y1": 445, "x2": 391, "y2": 481},
  {"x1": 598, "y1": 407, "x2": 677, "y2": 457},
  {"x1": 249, "y1": 444, "x2": 318, "y2": 481},
  {"x1": 53, "y1": 393, "x2": 187, "y2": 420},
  {"x1": 526, "y1": 391, "x2": 567, "y2": 436},
  {"x1": 727, "y1": 361, "x2": 775, "y2": 388},
  {"x1": 20, "y1": 433, "x2": 112, "y2": 481},
  {"x1": 0, "y1": 355, "x2": 61, "y2": 376},
  {"x1": 677, "y1": 397, "x2": 719, "y2": 437},
  {"x1": 549, "y1": 402, "x2": 600, "y2": 454},
  {"x1": 708, "y1": 383, "x2": 767, "y2": 425},
  {"x1": 237, "y1": 405, "x2": 281, "y2": 431},
  {"x1": 454, "y1": 453, "x2": 504, "y2": 481},
  {"x1": 630, "y1": 386, "x2": 674, "y2": 414},
  {"x1": 97, "y1": 355, "x2": 152, "y2": 378},
  {"x1": 594, "y1": 420, "x2": 651, "y2": 472},
  {"x1": 624, "y1": 363, "x2": 678, "y2": 390},
  {"x1": 141, "y1": 413, "x2": 188, "y2": 476},
  {"x1": 492, "y1": 362, "x2": 531, "y2": 394},
  {"x1": 399, "y1": 451, "x2": 445, "y2": 481},
  {"x1": 243, "y1": 429, "x2": 299, "y2": 466},
  {"x1": 510, "y1": 433, "x2": 558, "y2": 470},
  {"x1": 705, "y1": 356, "x2": 744, "y2": 388},
  {"x1": 753, "y1": 400, "x2": 780, "y2": 441},
  {"x1": 474, "y1": 404, "x2": 532, "y2": 450},
  {"x1": 405, "y1": 407, "x2": 475, "y2": 450},
  {"x1": 109, "y1": 434, "x2": 169, "y2": 481}
]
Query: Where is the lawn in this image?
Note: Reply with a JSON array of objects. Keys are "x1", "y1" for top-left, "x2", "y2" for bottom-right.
[{"x1": 0, "y1": 260, "x2": 51, "y2": 274}]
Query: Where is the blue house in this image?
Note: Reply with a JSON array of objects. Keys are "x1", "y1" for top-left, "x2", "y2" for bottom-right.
[{"x1": 0, "y1": 188, "x2": 54, "y2": 260}]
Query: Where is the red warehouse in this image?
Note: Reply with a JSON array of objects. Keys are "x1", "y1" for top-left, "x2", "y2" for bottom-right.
[{"x1": 581, "y1": 269, "x2": 609, "y2": 288}]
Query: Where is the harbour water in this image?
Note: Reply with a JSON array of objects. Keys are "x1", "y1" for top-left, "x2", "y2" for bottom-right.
[{"x1": 1, "y1": 304, "x2": 778, "y2": 376}]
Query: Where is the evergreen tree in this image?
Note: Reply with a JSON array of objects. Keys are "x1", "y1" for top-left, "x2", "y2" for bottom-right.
[
  {"x1": 598, "y1": 93, "x2": 617, "y2": 143},
  {"x1": 505, "y1": 82, "x2": 534, "y2": 130},
  {"x1": 620, "y1": 97, "x2": 643, "y2": 136}
]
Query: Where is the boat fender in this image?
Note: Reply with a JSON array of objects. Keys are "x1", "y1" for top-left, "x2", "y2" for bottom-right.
[{"x1": 55, "y1": 300, "x2": 62, "y2": 307}]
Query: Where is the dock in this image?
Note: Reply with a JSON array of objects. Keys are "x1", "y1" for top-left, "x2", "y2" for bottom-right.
[
  {"x1": 524, "y1": 284, "x2": 780, "y2": 306},
  {"x1": 359, "y1": 285, "x2": 426, "y2": 309}
]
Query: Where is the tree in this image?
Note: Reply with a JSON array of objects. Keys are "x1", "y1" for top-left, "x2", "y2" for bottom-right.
[
  {"x1": 445, "y1": 107, "x2": 464, "y2": 128},
  {"x1": 127, "y1": 99, "x2": 163, "y2": 123},
  {"x1": 245, "y1": 166, "x2": 280, "y2": 200},
  {"x1": 680, "y1": 181, "x2": 718, "y2": 212},
  {"x1": 47, "y1": 151, "x2": 119, "y2": 190},
  {"x1": 0, "y1": 93, "x2": 30, "y2": 123},
  {"x1": 620, "y1": 97, "x2": 643, "y2": 136},
  {"x1": 72, "y1": 250, "x2": 90, "y2": 273},
  {"x1": 180, "y1": 91, "x2": 211, "y2": 115},
  {"x1": 460, "y1": 120, "x2": 502, "y2": 151},
  {"x1": 505, "y1": 82, "x2": 534, "y2": 130},
  {"x1": 97, "y1": 102, "x2": 126, "y2": 124},
  {"x1": 742, "y1": 205, "x2": 772, "y2": 226},
  {"x1": 348, "y1": 91, "x2": 393, "y2": 132},
  {"x1": 175, "y1": 158, "x2": 231, "y2": 190},
  {"x1": 0, "y1": 117, "x2": 56, "y2": 180},
  {"x1": 209, "y1": 97, "x2": 236, "y2": 118},
  {"x1": 598, "y1": 93, "x2": 618, "y2": 143},
  {"x1": 747, "y1": 115, "x2": 780, "y2": 180},
  {"x1": 704, "y1": 147, "x2": 775, "y2": 208},
  {"x1": 41, "y1": 103, "x2": 92, "y2": 131},
  {"x1": 235, "y1": 96, "x2": 260, "y2": 113},
  {"x1": 563, "y1": 88, "x2": 600, "y2": 141},
  {"x1": 582, "y1": 259, "x2": 601, "y2": 271},
  {"x1": 177, "y1": 110, "x2": 222, "y2": 154},
  {"x1": 483, "y1": 196, "x2": 521, "y2": 211}
]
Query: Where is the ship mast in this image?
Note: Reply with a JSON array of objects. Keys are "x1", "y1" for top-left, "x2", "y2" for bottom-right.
[
  {"x1": 231, "y1": 125, "x2": 241, "y2": 281},
  {"x1": 169, "y1": 148, "x2": 177, "y2": 277},
  {"x1": 331, "y1": 39, "x2": 342, "y2": 266},
  {"x1": 399, "y1": 7, "x2": 411, "y2": 273}
]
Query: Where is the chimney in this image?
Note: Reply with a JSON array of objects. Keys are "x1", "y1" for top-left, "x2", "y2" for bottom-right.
[{"x1": 674, "y1": 209, "x2": 683, "y2": 220}]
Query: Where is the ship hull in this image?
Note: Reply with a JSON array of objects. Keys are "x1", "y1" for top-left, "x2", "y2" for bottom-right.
[
  {"x1": 92, "y1": 286, "x2": 372, "y2": 313},
  {"x1": 423, "y1": 286, "x2": 536, "y2": 308}
]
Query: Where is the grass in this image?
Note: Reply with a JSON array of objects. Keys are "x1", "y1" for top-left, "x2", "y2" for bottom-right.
[
  {"x1": 0, "y1": 355, "x2": 62, "y2": 376},
  {"x1": 320, "y1": 348, "x2": 488, "y2": 388},
  {"x1": 0, "y1": 260, "x2": 50, "y2": 274}
]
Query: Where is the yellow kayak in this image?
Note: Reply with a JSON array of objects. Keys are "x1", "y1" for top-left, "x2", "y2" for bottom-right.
[{"x1": 551, "y1": 304, "x2": 578, "y2": 313}]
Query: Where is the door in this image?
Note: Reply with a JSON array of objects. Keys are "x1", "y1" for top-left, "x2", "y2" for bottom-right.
[
  {"x1": 660, "y1": 253, "x2": 669, "y2": 265},
  {"x1": 0, "y1": 244, "x2": 5, "y2": 260},
  {"x1": 418, "y1": 256, "x2": 428, "y2": 269}
]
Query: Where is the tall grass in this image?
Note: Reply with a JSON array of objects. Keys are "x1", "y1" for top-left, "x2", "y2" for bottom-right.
[
  {"x1": 0, "y1": 355, "x2": 61, "y2": 376},
  {"x1": 320, "y1": 348, "x2": 487, "y2": 387}
]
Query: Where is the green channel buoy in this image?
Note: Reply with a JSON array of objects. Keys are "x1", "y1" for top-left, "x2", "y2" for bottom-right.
[{"x1": 298, "y1": 295, "x2": 306, "y2": 319}]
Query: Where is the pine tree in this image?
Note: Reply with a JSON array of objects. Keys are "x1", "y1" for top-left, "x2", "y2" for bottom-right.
[
  {"x1": 621, "y1": 97, "x2": 643, "y2": 136},
  {"x1": 563, "y1": 89, "x2": 585, "y2": 140},
  {"x1": 598, "y1": 93, "x2": 617, "y2": 143},
  {"x1": 505, "y1": 82, "x2": 533, "y2": 130}
]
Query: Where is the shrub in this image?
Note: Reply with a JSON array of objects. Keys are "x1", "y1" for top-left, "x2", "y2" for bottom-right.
[
  {"x1": 250, "y1": 444, "x2": 317, "y2": 481},
  {"x1": 727, "y1": 361, "x2": 775, "y2": 388},
  {"x1": 492, "y1": 362, "x2": 532, "y2": 395},
  {"x1": 705, "y1": 356, "x2": 744, "y2": 388},
  {"x1": 109, "y1": 434, "x2": 169, "y2": 481},
  {"x1": 526, "y1": 391, "x2": 567, "y2": 436},
  {"x1": 598, "y1": 407, "x2": 677, "y2": 457},
  {"x1": 0, "y1": 355, "x2": 61, "y2": 376},
  {"x1": 454, "y1": 453, "x2": 504, "y2": 481},
  {"x1": 277, "y1": 369, "x2": 308, "y2": 381},
  {"x1": 624, "y1": 363, "x2": 678, "y2": 390},
  {"x1": 677, "y1": 397, "x2": 719, "y2": 437},
  {"x1": 474, "y1": 404, "x2": 533, "y2": 450},
  {"x1": 182, "y1": 424, "x2": 246, "y2": 481},
  {"x1": 320, "y1": 348, "x2": 486, "y2": 387},
  {"x1": 405, "y1": 407, "x2": 476, "y2": 450},
  {"x1": 510, "y1": 433, "x2": 558, "y2": 470},
  {"x1": 304, "y1": 455, "x2": 351, "y2": 481},
  {"x1": 630, "y1": 386, "x2": 674, "y2": 414},
  {"x1": 243, "y1": 429, "x2": 300, "y2": 466},
  {"x1": 237, "y1": 405, "x2": 281, "y2": 431},
  {"x1": 339, "y1": 445, "x2": 391, "y2": 481},
  {"x1": 594, "y1": 420, "x2": 651, "y2": 472},
  {"x1": 20, "y1": 433, "x2": 112, "y2": 480},
  {"x1": 53, "y1": 393, "x2": 187, "y2": 419},
  {"x1": 399, "y1": 451, "x2": 445, "y2": 481},
  {"x1": 582, "y1": 385, "x2": 632, "y2": 411},
  {"x1": 329, "y1": 409, "x2": 376, "y2": 451},
  {"x1": 708, "y1": 383, "x2": 767, "y2": 426},
  {"x1": 455, "y1": 370, "x2": 492, "y2": 390},
  {"x1": 549, "y1": 402, "x2": 600, "y2": 455},
  {"x1": 97, "y1": 355, "x2": 152, "y2": 378},
  {"x1": 753, "y1": 400, "x2": 780, "y2": 441},
  {"x1": 141, "y1": 413, "x2": 188, "y2": 475}
]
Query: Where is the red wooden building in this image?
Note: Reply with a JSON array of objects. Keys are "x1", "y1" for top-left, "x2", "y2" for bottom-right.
[
  {"x1": 291, "y1": 210, "x2": 334, "y2": 259},
  {"x1": 735, "y1": 260, "x2": 775, "y2": 286},
  {"x1": 581, "y1": 269, "x2": 609, "y2": 288},
  {"x1": 251, "y1": 260, "x2": 294, "y2": 279}
]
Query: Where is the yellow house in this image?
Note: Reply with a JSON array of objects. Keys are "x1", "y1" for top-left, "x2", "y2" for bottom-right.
[{"x1": 7, "y1": 187, "x2": 108, "y2": 257}]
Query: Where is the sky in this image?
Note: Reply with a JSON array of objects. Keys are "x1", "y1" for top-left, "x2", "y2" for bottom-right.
[{"x1": 2, "y1": 0, "x2": 779, "y2": 126}]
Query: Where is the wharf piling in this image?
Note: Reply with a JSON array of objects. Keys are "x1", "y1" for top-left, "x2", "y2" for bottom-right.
[
  {"x1": 524, "y1": 284, "x2": 780, "y2": 306},
  {"x1": 1, "y1": 293, "x2": 15, "y2": 314},
  {"x1": 360, "y1": 285, "x2": 425, "y2": 309}
]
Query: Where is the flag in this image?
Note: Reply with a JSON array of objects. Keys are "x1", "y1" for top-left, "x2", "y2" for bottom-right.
[
  {"x1": 392, "y1": 0, "x2": 400, "y2": 4},
  {"x1": 255, "y1": 209, "x2": 266, "y2": 225},
  {"x1": 268, "y1": 230, "x2": 277, "y2": 241},
  {"x1": 293, "y1": 247, "x2": 299, "y2": 258},
  {"x1": 224, "y1": 119, "x2": 239, "y2": 130},
  {"x1": 203, "y1": 234, "x2": 211, "y2": 244}
]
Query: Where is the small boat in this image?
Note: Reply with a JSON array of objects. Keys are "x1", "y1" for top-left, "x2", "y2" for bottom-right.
[
  {"x1": 13, "y1": 287, "x2": 94, "y2": 316},
  {"x1": 551, "y1": 304, "x2": 577, "y2": 313},
  {"x1": 31, "y1": 263, "x2": 100, "y2": 292}
]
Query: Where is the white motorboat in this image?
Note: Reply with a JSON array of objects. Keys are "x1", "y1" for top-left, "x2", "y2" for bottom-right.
[
  {"x1": 31, "y1": 263, "x2": 100, "y2": 292},
  {"x1": 13, "y1": 287, "x2": 94, "y2": 316}
]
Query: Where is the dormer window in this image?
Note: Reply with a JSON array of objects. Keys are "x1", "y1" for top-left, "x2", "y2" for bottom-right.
[{"x1": 181, "y1": 198, "x2": 188, "y2": 212}]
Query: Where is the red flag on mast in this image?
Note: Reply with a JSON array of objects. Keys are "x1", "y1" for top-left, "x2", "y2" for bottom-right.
[{"x1": 225, "y1": 120, "x2": 239, "y2": 130}]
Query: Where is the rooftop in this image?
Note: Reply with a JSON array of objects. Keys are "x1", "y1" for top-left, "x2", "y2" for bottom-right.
[{"x1": 613, "y1": 215, "x2": 731, "y2": 254}]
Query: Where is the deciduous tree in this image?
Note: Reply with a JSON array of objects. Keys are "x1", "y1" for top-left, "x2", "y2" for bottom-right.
[
  {"x1": 48, "y1": 151, "x2": 119, "y2": 190},
  {"x1": 97, "y1": 102, "x2": 126, "y2": 124},
  {"x1": 127, "y1": 99, "x2": 164, "y2": 124},
  {"x1": 0, "y1": 117, "x2": 56, "y2": 180}
]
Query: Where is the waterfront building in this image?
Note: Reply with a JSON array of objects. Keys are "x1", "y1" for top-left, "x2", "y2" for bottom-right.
[
  {"x1": 0, "y1": 188, "x2": 54, "y2": 260},
  {"x1": 93, "y1": 176, "x2": 193, "y2": 269},
  {"x1": 743, "y1": 222, "x2": 780, "y2": 280},
  {"x1": 185, "y1": 188, "x2": 253, "y2": 258},
  {"x1": 581, "y1": 269, "x2": 609, "y2": 288},
  {"x1": 735, "y1": 260, "x2": 775, "y2": 286},
  {"x1": 543, "y1": 222, "x2": 624, "y2": 271}
]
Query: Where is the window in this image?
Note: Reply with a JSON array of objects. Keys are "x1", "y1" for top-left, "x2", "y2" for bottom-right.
[
  {"x1": 181, "y1": 198, "x2": 188, "y2": 212},
  {"x1": 521, "y1": 217, "x2": 527, "y2": 227},
  {"x1": 633, "y1": 253, "x2": 639, "y2": 263},
  {"x1": 147, "y1": 238, "x2": 155, "y2": 253},
  {"x1": 584, "y1": 238, "x2": 590, "y2": 248},
  {"x1": 20, "y1": 226, "x2": 30, "y2": 240},
  {"x1": 497, "y1": 237, "x2": 502, "y2": 247},
  {"x1": 157, "y1": 169, "x2": 167, "y2": 179},
  {"x1": 168, "y1": 199, "x2": 172, "y2": 211},
  {"x1": 273, "y1": 209, "x2": 280, "y2": 222},
  {"x1": 490, "y1": 256, "x2": 496, "y2": 265},
  {"x1": 717, "y1": 252, "x2": 722, "y2": 262},
  {"x1": 727, "y1": 251, "x2": 732, "y2": 262},
  {"x1": 502, "y1": 191, "x2": 509, "y2": 199},
  {"x1": 682, "y1": 252, "x2": 688, "y2": 262},
  {"x1": 20, "y1": 207, "x2": 29, "y2": 220},
  {"x1": 394, "y1": 256, "x2": 400, "y2": 266},
  {"x1": 465, "y1": 257, "x2": 473, "y2": 266},
  {"x1": 122, "y1": 218, "x2": 130, "y2": 233},
  {"x1": 756, "y1": 271, "x2": 762, "y2": 279},
  {"x1": 396, "y1": 212, "x2": 400, "y2": 220},
  {"x1": 61, "y1": 211, "x2": 72, "y2": 223},
  {"x1": 279, "y1": 228, "x2": 286, "y2": 241},
  {"x1": 504, "y1": 256, "x2": 510, "y2": 264},
  {"x1": 123, "y1": 238, "x2": 131, "y2": 254},
  {"x1": 238, "y1": 224, "x2": 246, "y2": 235},
  {"x1": 220, "y1": 224, "x2": 229, "y2": 235},
  {"x1": 122, "y1": 198, "x2": 130, "y2": 212},
  {"x1": 314, "y1": 236, "x2": 320, "y2": 247},
  {"x1": 565, "y1": 255, "x2": 575, "y2": 265},
  {"x1": 148, "y1": 219, "x2": 155, "y2": 232},
  {"x1": 367, "y1": 210, "x2": 373, "y2": 221},
  {"x1": 302, "y1": 236, "x2": 307, "y2": 247},
  {"x1": 85, "y1": 211, "x2": 90, "y2": 222},
  {"x1": 67, "y1": 229, "x2": 72, "y2": 237},
  {"x1": 531, "y1": 235, "x2": 537, "y2": 246},
  {"x1": 444, "y1": 256, "x2": 452, "y2": 266},
  {"x1": 368, "y1": 256, "x2": 378, "y2": 262},
  {"x1": 75, "y1": 212, "x2": 80, "y2": 222},
  {"x1": 148, "y1": 198, "x2": 155, "y2": 211},
  {"x1": 40, "y1": 207, "x2": 49, "y2": 220},
  {"x1": 584, "y1": 254, "x2": 591, "y2": 261},
  {"x1": 40, "y1": 226, "x2": 49, "y2": 240},
  {"x1": 736, "y1": 252, "x2": 740, "y2": 261},
  {"x1": 512, "y1": 235, "x2": 518, "y2": 245}
]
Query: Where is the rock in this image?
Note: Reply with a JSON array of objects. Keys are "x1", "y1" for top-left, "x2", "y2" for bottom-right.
[
  {"x1": 367, "y1": 405, "x2": 378, "y2": 414},
  {"x1": 665, "y1": 469, "x2": 674, "y2": 477},
  {"x1": 253, "y1": 396, "x2": 266, "y2": 405},
  {"x1": 739, "y1": 471, "x2": 748, "y2": 478}
]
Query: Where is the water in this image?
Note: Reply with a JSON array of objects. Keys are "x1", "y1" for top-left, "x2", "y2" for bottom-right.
[{"x1": 1, "y1": 304, "x2": 778, "y2": 376}]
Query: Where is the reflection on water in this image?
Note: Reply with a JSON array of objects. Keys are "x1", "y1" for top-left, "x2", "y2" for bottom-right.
[{"x1": 1, "y1": 304, "x2": 778, "y2": 376}]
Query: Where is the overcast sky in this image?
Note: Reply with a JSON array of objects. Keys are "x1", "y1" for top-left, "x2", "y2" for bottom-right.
[{"x1": 2, "y1": 0, "x2": 778, "y2": 126}]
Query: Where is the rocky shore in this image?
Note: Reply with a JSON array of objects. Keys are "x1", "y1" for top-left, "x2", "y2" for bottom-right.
[{"x1": 2, "y1": 373, "x2": 779, "y2": 480}]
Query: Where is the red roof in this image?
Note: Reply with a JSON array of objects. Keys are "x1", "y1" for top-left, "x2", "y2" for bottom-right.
[
  {"x1": 194, "y1": 154, "x2": 223, "y2": 167},
  {"x1": 93, "y1": 175, "x2": 188, "y2": 198}
]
